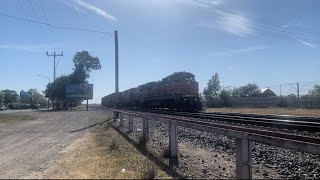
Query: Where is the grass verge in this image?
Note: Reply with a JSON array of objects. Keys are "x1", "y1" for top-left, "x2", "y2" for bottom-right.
[
  {"x1": 0, "y1": 114, "x2": 36, "y2": 123},
  {"x1": 47, "y1": 115, "x2": 171, "y2": 179}
]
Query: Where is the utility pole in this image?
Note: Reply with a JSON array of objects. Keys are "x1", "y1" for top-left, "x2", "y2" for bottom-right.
[
  {"x1": 280, "y1": 85, "x2": 282, "y2": 96},
  {"x1": 115, "y1": 31, "x2": 119, "y2": 93},
  {"x1": 114, "y1": 30, "x2": 119, "y2": 120},
  {"x1": 46, "y1": 51, "x2": 63, "y2": 109},
  {"x1": 297, "y1": 83, "x2": 300, "y2": 99},
  {"x1": 46, "y1": 51, "x2": 63, "y2": 81}
]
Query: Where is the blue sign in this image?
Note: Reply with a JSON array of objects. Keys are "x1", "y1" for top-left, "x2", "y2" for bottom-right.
[
  {"x1": 65, "y1": 84, "x2": 93, "y2": 99},
  {"x1": 20, "y1": 91, "x2": 32, "y2": 99}
]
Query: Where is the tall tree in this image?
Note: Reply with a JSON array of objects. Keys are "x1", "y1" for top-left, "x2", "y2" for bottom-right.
[
  {"x1": 1, "y1": 90, "x2": 19, "y2": 104},
  {"x1": 232, "y1": 83, "x2": 260, "y2": 97},
  {"x1": 309, "y1": 84, "x2": 320, "y2": 96},
  {"x1": 219, "y1": 89, "x2": 232, "y2": 107},
  {"x1": 44, "y1": 51, "x2": 102, "y2": 109},
  {"x1": 0, "y1": 92, "x2": 4, "y2": 105},
  {"x1": 203, "y1": 73, "x2": 220, "y2": 101},
  {"x1": 28, "y1": 89, "x2": 47, "y2": 107}
]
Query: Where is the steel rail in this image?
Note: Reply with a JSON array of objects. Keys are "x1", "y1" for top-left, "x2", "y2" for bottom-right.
[
  {"x1": 109, "y1": 108, "x2": 320, "y2": 145},
  {"x1": 133, "y1": 109, "x2": 320, "y2": 132}
]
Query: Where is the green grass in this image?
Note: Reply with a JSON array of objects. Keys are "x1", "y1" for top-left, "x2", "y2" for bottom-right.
[{"x1": 0, "y1": 114, "x2": 36, "y2": 123}]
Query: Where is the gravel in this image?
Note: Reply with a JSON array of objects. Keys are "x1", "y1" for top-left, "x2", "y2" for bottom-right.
[{"x1": 113, "y1": 113, "x2": 320, "y2": 179}]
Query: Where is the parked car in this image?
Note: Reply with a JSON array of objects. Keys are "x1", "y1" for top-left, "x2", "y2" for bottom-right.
[{"x1": 0, "y1": 105, "x2": 7, "y2": 111}]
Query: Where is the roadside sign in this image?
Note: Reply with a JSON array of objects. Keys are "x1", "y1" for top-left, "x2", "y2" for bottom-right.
[
  {"x1": 65, "y1": 84, "x2": 93, "y2": 100},
  {"x1": 20, "y1": 91, "x2": 32, "y2": 99}
]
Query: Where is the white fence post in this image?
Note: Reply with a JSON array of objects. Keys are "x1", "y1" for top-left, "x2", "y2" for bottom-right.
[
  {"x1": 128, "y1": 115, "x2": 133, "y2": 132},
  {"x1": 120, "y1": 113, "x2": 124, "y2": 126},
  {"x1": 236, "y1": 137, "x2": 252, "y2": 179},
  {"x1": 143, "y1": 117, "x2": 149, "y2": 142},
  {"x1": 169, "y1": 120, "x2": 178, "y2": 158}
]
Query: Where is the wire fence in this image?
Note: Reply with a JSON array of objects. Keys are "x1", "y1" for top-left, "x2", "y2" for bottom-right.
[{"x1": 208, "y1": 95, "x2": 320, "y2": 109}]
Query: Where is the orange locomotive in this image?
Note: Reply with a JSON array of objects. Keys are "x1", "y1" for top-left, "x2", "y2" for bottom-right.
[{"x1": 102, "y1": 72, "x2": 202, "y2": 111}]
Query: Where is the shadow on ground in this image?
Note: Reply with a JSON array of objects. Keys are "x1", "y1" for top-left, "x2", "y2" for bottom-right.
[{"x1": 109, "y1": 121, "x2": 185, "y2": 179}]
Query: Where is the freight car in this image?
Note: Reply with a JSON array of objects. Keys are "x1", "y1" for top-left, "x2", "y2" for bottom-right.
[{"x1": 101, "y1": 72, "x2": 202, "y2": 112}]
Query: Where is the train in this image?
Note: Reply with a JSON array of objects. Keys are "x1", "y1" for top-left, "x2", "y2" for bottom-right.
[{"x1": 101, "y1": 72, "x2": 202, "y2": 112}]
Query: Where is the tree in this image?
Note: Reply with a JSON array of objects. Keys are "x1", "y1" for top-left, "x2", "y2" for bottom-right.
[
  {"x1": 0, "y1": 92, "x2": 4, "y2": 105},
  {"x1": 44, "y1": 51, "x2": 102, "y2": 109},
  {"x1": 219, "y1": 89, "x2": 232, "y2": 107},
  {"x1": 28, "y1": 89, "x2": 47, "y2": 107},
  {"x1": 1, "y1": 89, "x2": 19, "y2": 104},
  {"x1": 309, "y1": 84, "x2": 320, "y2": 96},
  {"x1": 232, "y1": 83, "x2": 260, "y2": 97},
  {"x1": 203, "y1": 73, "x2": 220, "y2": 101}
]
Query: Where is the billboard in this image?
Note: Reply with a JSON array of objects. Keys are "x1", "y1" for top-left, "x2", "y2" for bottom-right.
[
  {"x1": 65, "y1": 84, "x2": 93, "y2": 100},
  {"x1": 20, "y1": 91, "x2": 32, "y2": 99}
]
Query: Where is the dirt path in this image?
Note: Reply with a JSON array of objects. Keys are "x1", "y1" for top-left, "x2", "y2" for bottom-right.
[{"x1": 0, "y1": 107, "x2": 106, "y2": 179}]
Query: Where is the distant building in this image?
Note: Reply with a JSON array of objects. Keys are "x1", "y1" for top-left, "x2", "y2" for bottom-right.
[{"x1": 259, "y1": 88, "x2": 276, "y2": 97}]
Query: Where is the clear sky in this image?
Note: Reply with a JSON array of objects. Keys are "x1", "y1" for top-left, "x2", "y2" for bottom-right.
[{"x1": 1, "y1": 0, "x2": 320, "y2": 103}]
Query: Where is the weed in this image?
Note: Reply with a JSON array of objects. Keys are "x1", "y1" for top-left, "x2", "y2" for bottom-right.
[
  {"x1": 109, "y1": 139, "x2": 119, "y2": 151},
  {"x1": 141, "y1": 162, "x2": 156, "y2": 179}
]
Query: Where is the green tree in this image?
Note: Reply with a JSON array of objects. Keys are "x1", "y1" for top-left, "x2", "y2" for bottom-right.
[
  {"x1": 28, "y1": 89, "x2": 47, "y2": 107},
  {"x1": 219, "y1": 89, "x2": 232, "y2": 107},
  {"x1": 0, "y1": 92, "x2": 4, "y2": 105},
  {"x1": 203, "y1": 73, "x2": 220, "y2": 101},
  {"x1": 232, "y1": 83, "x2": 260, "y2": 97},
  {"x1": 309, "y1": 84, "x2": 320, "y2": 96},
  {"x1": 45, "y1": 51, "x2": 102, "y2": 109},
  {"x1": 1, "y1": 89, "x2": 19, "y2": 104},
  {"x1": 72, "y1": 50, "x2": 102, "y2": 82}
]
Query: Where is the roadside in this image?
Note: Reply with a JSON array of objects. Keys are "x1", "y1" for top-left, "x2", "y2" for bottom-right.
[
  {"x1": 45, "y1": 115, "x2": 171, "y2": 179},
  {"x1": 205, "y1": 107, "x2": 320, "y2": 117},
  {"x1": 0, "y1": 108, "x2": 171, "y2": 179}
]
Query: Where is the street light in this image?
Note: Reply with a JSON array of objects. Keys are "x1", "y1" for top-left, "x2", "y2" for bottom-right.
[{"x1": 36, "y1": 75, "x2": 50, "y2": 110}]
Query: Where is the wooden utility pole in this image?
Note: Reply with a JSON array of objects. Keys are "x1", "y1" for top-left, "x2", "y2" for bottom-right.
[
  {"x1": 47, "y1": 51, "x2": 63, "y2": 109},
  {"x1": 297, "y1": 83, "x2": 300, "y2": 99},
  {"x1": 46, "y1": 51, "x2": 63, "y2": 81}
]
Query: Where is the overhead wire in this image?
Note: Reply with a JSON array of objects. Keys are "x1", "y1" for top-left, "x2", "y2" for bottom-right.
[
  {"x1": 151, "y1": 1, "x2": 320, "y2": 42},
  {"x1": 28, "y1": 0, "x2": 52, "y2": 48},
  {"x1": 15, "y1": 0, "x2": 46, "y2": 51},
  {"x1": 38, "y1": 0, "x2": 60, "y2": 51},
  {"x1": 0, "y1": 12, "x2": 112, "y2": 36},
  {"x1": 191, "y1": 0, "x2": 320, "y2": 36}
]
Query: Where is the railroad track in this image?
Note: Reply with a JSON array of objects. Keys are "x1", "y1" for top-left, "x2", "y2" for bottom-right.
[{"x1": 122, "y1": 108, "x2": 320, "y2": 132}]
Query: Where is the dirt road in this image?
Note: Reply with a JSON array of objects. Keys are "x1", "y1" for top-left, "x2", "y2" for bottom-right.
[{"x1": 0, "y1": 106, "x2": 107, "y2": 179}]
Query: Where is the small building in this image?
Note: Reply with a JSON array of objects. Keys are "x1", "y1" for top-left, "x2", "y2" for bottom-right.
[{"x1": 259, "y1": 88, "x2": 276, "y2": 97}]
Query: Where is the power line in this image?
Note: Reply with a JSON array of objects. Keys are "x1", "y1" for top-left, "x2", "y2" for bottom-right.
[
  {"x1": 151, "y1": 1, "x2": 320, "y2": 41},
  {"x1": 28, "y1": 0, "x2": 52, "y2": 47},
  {"x1": 0, "y1": 12, "x2": 112, "y2": 36},
  {"x1": 38, "y1": 0, "x2": 60, "y2": 51},
  {"x1": 16, "y1": 0, "x2": 45, "y2": 51},
  {"x1": 191, "y1": 0, "x2": 320, "y2": 36},
  {"x1": 151, "y1": 1, "x2": 311, "y2": 41}
]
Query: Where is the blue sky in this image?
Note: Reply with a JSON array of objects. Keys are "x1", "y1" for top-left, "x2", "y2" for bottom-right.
[{"x1": 1, "y1": 0, "x2": 320, "y2": 103}]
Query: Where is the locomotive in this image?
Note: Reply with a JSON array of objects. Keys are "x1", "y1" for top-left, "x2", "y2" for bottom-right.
[{"x1": 101, "y1": 72, "x2": 202, "y2": 111}]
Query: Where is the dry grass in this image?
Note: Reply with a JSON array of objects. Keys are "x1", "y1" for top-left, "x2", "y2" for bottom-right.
[
  {"x1": 0, "y1": 114, "x2": 35, "y2": 123},
  {"x1": 47, "y1": 115, "x2": 171, "y2": 179},
  {"x1": 205, "y1": 107, "x2": 320, "y2": 117}
]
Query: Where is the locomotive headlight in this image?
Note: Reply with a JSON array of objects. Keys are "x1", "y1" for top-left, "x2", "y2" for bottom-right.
[
  {"x1": 195, "y1": 98, "x2": 197, "y2": 100},
  {"x1": 184, "y1": 99, "x2": 187, "y2": 101}
]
